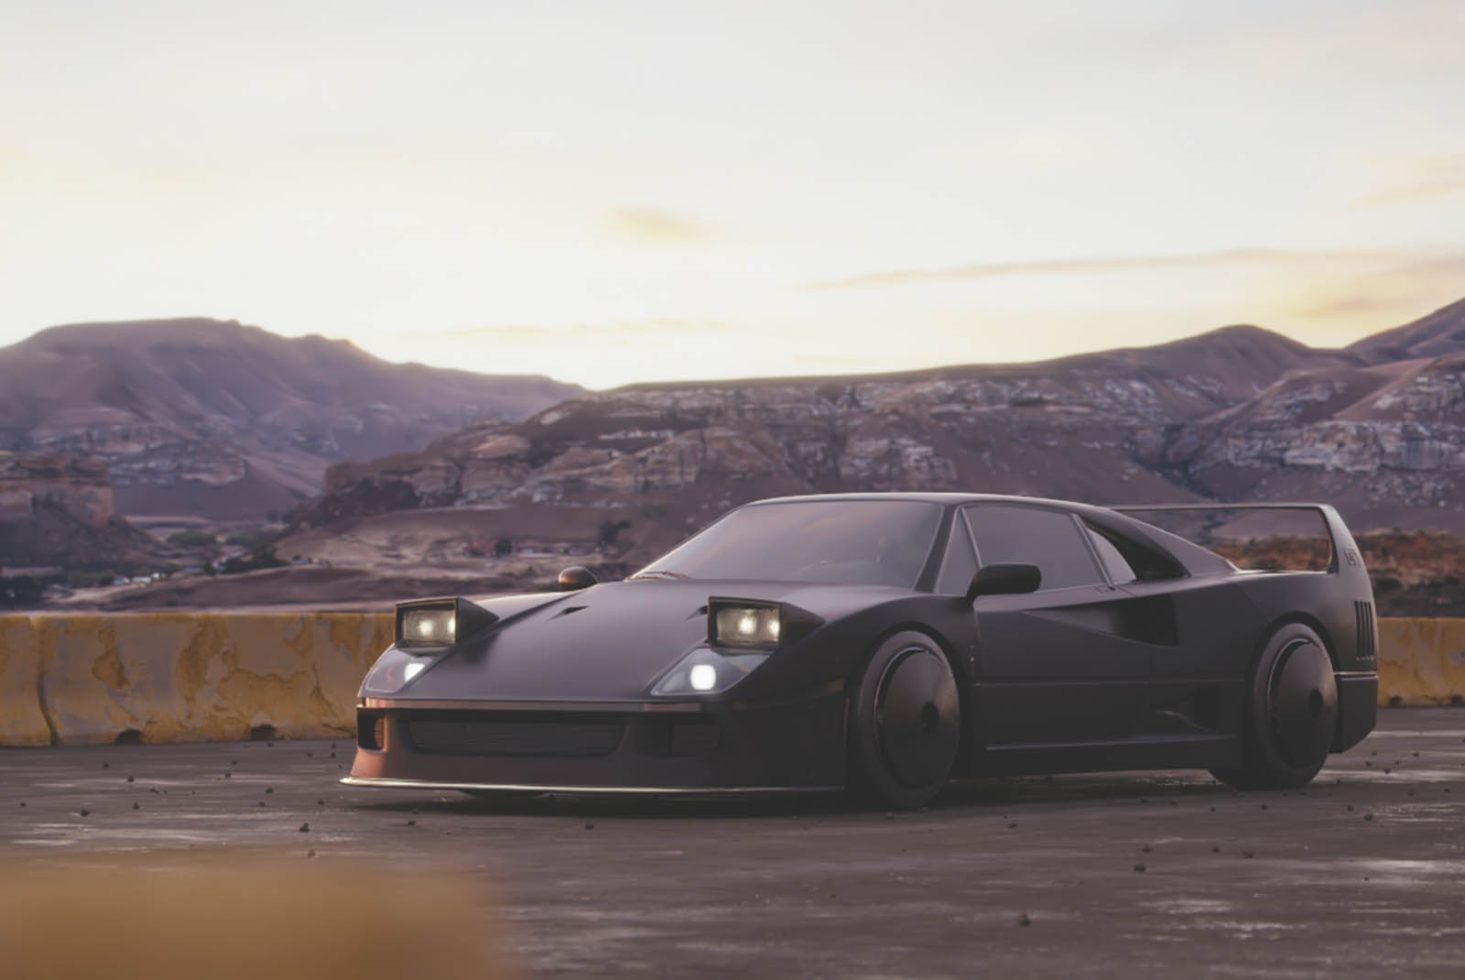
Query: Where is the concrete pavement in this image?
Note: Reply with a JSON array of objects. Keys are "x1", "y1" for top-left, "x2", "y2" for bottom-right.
[{"x1": 2, "y1": 709, "x2": 1463, "y2": 977}]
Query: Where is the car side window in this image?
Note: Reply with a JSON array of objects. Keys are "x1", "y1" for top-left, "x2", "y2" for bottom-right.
[
  {"x1": 964, "y1": 505, "x2": 1104, "y2": 591},
  {"x1": 1085, "y1": 526, "x2": 1138, "y2": 585},
  {"x1": 935, "y1": 510, "x2": 979, "y2": 594},
  {"x1": 1084, "y1": 520, "x2": 1186, "y2": 582}
]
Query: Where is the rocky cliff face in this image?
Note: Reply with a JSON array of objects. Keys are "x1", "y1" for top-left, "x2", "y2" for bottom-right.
[
  {"x1": 0, "y1": 318, "x2": 582, "y2": 520},
  {"x1": 292, "y1": 316, "x2": 1465, "y2": 572},
  {"x1": 0, "y1": 453, "x2": 149, "y2": 571},
  {"x1": 1172, "y1": 351, "x2": 1465, "y2": 529},
  {"x1": 0, "y1": 452, "x2": 113, "y2": 529}
]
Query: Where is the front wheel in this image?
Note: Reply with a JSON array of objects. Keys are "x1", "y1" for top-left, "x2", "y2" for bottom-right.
[
  {"x1": 847, "y1": 631, "x2": 961, "y2": 810},
  {"x1": 1210, "y1": 623, "x2": 1338, "y2": 790}
]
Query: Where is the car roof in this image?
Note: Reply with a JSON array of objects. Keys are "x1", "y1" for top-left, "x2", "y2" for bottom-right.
[
  {"x1": 743, "y1": 492, "x2": 1236, "y2": 576},
  {"x1": 748, "y1": 491, "x2": 1107, "y2": 511}
]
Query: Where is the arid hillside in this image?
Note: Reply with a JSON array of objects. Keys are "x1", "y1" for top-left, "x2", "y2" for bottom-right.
[
  {"x1": 1216, "y1": 532, "x2": 1465, "y2": 616},
  {"x1": 0, "y1": 318, "x2": 581, "y2": 520},
  {"x1": 26, "y1": 298, "x2": 1465, "y2": 611},
  {"x1": 279, "y1": 300, "x2": 1465, "y2": 590}
]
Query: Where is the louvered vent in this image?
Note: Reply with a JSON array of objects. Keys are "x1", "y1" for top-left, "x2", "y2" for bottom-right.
[{"x1": 1354, "y1": 601, "x2": 1377, "y2": 661}]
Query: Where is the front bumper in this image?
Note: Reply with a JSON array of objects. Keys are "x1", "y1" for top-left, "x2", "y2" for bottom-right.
[{"x1": 345, "y1": 692, "x2": 847, "y2": 794}]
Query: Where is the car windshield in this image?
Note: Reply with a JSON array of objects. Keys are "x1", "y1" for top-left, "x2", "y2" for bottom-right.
[{"x1": 634, "y1": 499, "x2": 943, "y2": 588}]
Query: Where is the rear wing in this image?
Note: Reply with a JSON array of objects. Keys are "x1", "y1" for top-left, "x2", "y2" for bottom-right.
[{"x1": 1111, "y1": 503, "x2": 1365, "y2": 577}]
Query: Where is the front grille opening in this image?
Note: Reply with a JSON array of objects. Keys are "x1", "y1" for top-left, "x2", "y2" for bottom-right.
[
  {"x1": 358, "y1": 712, "x2": 385, "y2": 751},
  {"x1": 405, "y1": 714, "x2": 625, "y2": 758}
]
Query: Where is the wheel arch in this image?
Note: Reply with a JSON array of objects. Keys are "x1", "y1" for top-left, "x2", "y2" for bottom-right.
[
  {"x1": 845, "y1": 621, "x2": 967, "y2": 689},
  {"x1": 842, "y1": 620, "x2": 972, "y2": 755},
  {"x1": 1254, "y1": 612, "x2": 1339, "y2": 671}
]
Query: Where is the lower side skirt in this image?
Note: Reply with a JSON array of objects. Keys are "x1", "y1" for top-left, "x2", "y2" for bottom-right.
[{"x1": 971, "y1": 733, "x2": 1241, "y2": 777}]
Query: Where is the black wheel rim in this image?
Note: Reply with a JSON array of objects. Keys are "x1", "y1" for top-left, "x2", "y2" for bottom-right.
[
  {"x1": 874, "y1": 647, "x2": 960, "y2": 789},
  {"x1": 1267, "y1": 639, "x2": 1338, "y2": 769}
]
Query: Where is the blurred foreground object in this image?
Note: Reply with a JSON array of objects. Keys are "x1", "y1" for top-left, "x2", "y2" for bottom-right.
[{"x1": 0, "y1": 856, "x2": 513, "y2": 980}]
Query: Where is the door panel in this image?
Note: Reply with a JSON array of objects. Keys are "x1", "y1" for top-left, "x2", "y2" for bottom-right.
[
  {"x1": 963, "y1": 503, "x2": 1158, "y2": 747},
  {"x1": 972, "y1": 585, "x2": 1156, "y2": 745}
]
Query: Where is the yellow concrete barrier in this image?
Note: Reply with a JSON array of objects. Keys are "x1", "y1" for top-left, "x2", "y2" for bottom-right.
[
  {"x1": 0, "y1": 616, "x2": 51, "y2": 745},
  {"x1": 0, "y1": 612, "x2": 391, "y2": 746},
  {"x1": 1377, "y1": 617, "x2": 1465, "y2": 707},
  {"x1": 0, "y1": 613, "x2": 1460, "y2": 747}
]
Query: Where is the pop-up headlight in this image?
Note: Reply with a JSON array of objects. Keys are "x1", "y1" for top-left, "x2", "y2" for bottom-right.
[
  {"x1": 707, "y1": 598, "x2": 822, "y2": 651},
  {"x1": 402, "y1": 607, "x2": 455, "y2": 645},
  {"x1": 710, "y1": 601, "x2": 782, "y2": 649},
  {"x1": 651, "y1": 599, "x2": 823, "y2": 697},
  {"x1": 394, "y1": 596, "x2": 499, "y2": 653}
]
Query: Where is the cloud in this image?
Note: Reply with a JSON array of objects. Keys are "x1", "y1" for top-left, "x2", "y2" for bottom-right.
[
  {"x1": 430, "y1": 318, "x2": 733, "y2": 344},
  {"x1": 1284, "y1": 254, "x2": 1465, "y2": 321},
  {"x1": 1354, "y1": 157, "x2": 1465, "y2": 207},
  {"x1": 605, "y1": 206, "x2": 714, "y2": 245},
  {"x1": 805, "y1": 248, "x2": 1413, "y2": 291}
]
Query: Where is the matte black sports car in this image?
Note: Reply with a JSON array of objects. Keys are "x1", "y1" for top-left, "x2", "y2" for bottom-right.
[{"x1": 344, "y1": 493, "x2": 1378, "y2": 808}]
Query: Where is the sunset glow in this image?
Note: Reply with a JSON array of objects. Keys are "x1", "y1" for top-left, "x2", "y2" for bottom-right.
[{"x1": 3, "y1": 0, "x2": 1463, "y2": 387}]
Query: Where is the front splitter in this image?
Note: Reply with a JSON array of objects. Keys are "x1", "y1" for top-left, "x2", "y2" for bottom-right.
[{"x1": 341, "y1": 775, "x2": 842, "y2": 796}]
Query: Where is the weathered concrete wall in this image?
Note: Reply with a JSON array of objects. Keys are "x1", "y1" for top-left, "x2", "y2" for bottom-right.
[
  {"x1": 0, "y1": 613, "x2": 1461, "y2": 746},
  {"x1": 0, "y1": 612, "x2": 392, "y2": 746},
  {"x1": 0, "y1": 616, "x2": 50, "y2": 746},
  {"x1": 1377, "y1": 617, "x2": 1465, "y2": 707}
]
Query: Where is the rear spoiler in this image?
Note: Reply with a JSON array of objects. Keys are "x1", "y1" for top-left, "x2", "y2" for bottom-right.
[{"x1": 1110, "y1": 503, "x2": 1363, "y2": 577}]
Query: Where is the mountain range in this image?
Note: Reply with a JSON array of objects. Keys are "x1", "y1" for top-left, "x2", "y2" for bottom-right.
[
  {"x1": 279, "y1": 297, "x2": 1465, "y2": 585},
  {"x1": 5, "y1": 299, "x2": 1465, "y2": 608},
  {"x1": 0, "y1": 318, "x2": 581, "y2": 520}
]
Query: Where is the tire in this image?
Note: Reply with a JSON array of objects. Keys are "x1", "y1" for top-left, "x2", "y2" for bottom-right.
[
  {"x1": 847, "y1": 631, "x2": 962, "y2": 809},
  {"x1": 1210, "y1": 623, "x2": 1338, "y2": 790}
]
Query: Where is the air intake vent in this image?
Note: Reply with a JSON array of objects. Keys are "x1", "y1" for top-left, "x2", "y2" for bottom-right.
[
  {"x1": 358, "y1": 712, "x2": 385, "y2": 750},
  {"x1": 1354, "y1": 601, "x2": 1377, "y2": 661},
  {"x1": 406, "y1": 717, "x2": 624, "y2": 757}
]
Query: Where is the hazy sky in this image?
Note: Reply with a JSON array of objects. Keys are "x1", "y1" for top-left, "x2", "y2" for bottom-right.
[{"x1": 3, "y1": 0, "x2": 1463, "y2": 388}]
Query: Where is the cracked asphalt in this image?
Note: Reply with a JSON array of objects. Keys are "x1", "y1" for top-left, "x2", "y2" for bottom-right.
[{"x1": 2, "y1": 709, "x2": 1464, "y2": 978}]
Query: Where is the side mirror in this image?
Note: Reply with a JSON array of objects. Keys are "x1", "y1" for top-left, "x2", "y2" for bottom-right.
[
  {"x1": 557, "y1": 566, "x2": 597, "y2": 591},
  {"x1": 965, "y1": 563, "x2": 1041, "y2": 604}
]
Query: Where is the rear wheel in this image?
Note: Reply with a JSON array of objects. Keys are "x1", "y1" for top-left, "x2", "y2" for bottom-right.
[
  {"x1": 847, "y1": 631, "x2": 961, "y2": 810},
  {"x1": 1210, "y1": 623, "x2": 1338, "y2": 790}
]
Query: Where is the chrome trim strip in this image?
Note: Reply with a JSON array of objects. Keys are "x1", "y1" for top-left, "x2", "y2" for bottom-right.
[{"x1": 340, "y1": 775, "x2": 841, "y2": 795}]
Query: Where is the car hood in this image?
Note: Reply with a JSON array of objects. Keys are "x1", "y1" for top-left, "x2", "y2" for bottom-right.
[{"x1": 389, "y1": 578, "x2": 909, "y2": 702}]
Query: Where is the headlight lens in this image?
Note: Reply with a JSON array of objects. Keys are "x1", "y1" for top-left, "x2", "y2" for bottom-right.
[
  {"x1": 394, "y1": 597, "x2": 499, "y2": 651},
  {"x1": 401, "y1": 606, "x2": 455, "y2": 646},
  {"x1": 710, "y1": 602, "x2": 781, "y2": 649},
  {"x1": 652, "y1": 648, "x2": 769, "y2": 696},
  {"x1": 361, "y1": 648, "x2": 434, "y2": 695}
]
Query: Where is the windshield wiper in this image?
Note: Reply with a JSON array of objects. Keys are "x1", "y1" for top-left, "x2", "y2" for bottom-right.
[{"x1": 629, "y1": 570, "x2": 688, "y2": 581}]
